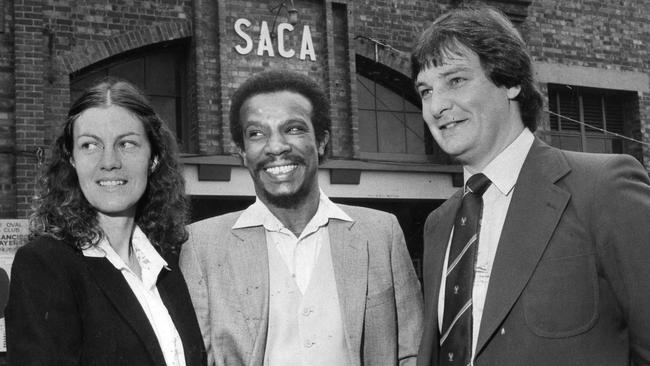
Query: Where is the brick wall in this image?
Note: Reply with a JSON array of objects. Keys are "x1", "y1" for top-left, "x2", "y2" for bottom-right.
[
  {"x1": 193, "y1": 0, "x2": 221, "y2": 155},
  {"x1": 13, "y1": 0, "x2": 46, "y2": 219},
  {"x1": 352, "y1": 0, "x2": 650, "y2": 168},
  {"x1": 0, "y1": 0, "x2": 15, "y2": 218},
  {"x1": 354, "y1": 0, "x2": 445, "y2": 53},
  {"x1": 326, "y1": 1, "x2": 353, "y2": 158},
  {"x1": 9, "y1": 0, "x2": 192, "y2": 218},
  {"x1": 1, "y1": 0, "x2": 649, "y2": 219},
  {"x1": 525, "y1": 0, "x2": 650, "y2": 167},
  {"x1": 216, "y1": 0, "x2": 331, "y2": 155}
]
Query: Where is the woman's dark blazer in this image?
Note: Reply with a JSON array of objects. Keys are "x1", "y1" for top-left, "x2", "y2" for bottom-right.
[{"x1": 5, "y1": 235, "x2": 207, "y2": 366}]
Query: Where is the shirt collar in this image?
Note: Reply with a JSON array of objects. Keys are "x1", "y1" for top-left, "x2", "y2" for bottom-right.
[
  {"x1": 82, "y1": 226, "x2": 170, "y2": 287},
  {"x1": 233, "y1": 189, "x2": 353, "y2": 233},
  {"x1": 464, "y1": 128, "x2": 534, "y2": 196}
]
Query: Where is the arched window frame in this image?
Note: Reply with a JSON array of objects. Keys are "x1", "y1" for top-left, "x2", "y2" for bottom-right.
[
  {"x1": 70, "y1": 39, "x2": 191, "y2": 151},
  {"x1": 355, "y1": 56, "x2": 448, "y2": 164}
]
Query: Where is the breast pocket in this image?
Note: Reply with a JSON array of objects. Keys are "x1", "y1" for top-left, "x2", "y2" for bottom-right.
[{"x1": 523, "y1": 254, "x2": 599, "y2": 338}]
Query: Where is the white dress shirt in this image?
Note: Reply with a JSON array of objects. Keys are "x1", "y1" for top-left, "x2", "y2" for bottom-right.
[
  {"x1": 438, "y1": 128, "x2": 535, "y2": 363},
  {"x1": 232, "y1": 189, "x2": 353, "y2": 294},
  {"x1": 83, "y1": 226, "x2": 186, "y2": 366}
]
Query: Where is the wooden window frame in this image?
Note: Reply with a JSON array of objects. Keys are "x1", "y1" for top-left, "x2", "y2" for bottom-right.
[{"x1": 548, "y1": 84, "x2": 633, "y2": 155}]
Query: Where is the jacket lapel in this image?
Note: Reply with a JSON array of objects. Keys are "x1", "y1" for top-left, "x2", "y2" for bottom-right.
[
  {"x1": 421, "y1": 191, "x2": 461, "y2": 363},
  {"x1": 329, "y1": 218, "x2": 368, "y2": 360},
  {"x1": 157, "y1": 264, "x2": 203, "y2": 366},
  {"x1": 84, "y1": 257, "x2": 167, "y2": 366},
  {"x1": 476, "y1": 139, "x2": 571, "y2": 354},
  {"x1": 230, "y1": 226, "x2": 270, "y2": 364}
]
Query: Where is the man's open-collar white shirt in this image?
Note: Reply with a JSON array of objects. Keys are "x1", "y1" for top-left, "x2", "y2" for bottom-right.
[
  {"x1": 83, "y1": 226, "x2": 186, "y2": 366},
  {"x1": 233, "y1": 189, "x2": 353, "y2": 293},
  {"x1": 438, "y1": 128, "x2": 535, "y2": 363}
]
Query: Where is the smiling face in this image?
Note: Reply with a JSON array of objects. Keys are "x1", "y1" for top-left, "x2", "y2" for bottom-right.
[
  {"x1": 238, "y1": 91, "x2": 328, "y2": 209},
  {"x1": 71, "y1": 105, "x2": 152, "y2": 219},
  {"x1": 415, "y1": 46, "x2": 524, "y2": 172}
]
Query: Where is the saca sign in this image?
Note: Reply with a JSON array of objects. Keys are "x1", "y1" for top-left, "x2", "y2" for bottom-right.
[{"x1": 234, "y1": 18, "x2": 316, "y2": 61}]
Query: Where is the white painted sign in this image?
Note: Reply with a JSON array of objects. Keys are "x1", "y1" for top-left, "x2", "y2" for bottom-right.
[
  {"x1": 234, "y1": 18, "x2": 317, "y2": 61},
  {"x1": 0, "y1": 219, "x2": 29, "y2": 352}
]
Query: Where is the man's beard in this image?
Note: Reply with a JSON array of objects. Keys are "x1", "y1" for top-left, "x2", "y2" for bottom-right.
[
  {"x1": 259, "y1": 177, "x2": 313, "y2": 209},
  {"x1": 254, "y1": 154, "x2": 314, "y2": 209}
]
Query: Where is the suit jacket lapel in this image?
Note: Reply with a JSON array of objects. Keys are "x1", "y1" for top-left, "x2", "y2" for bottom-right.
[
  {"x1": 476, "y1": 139, "x2": 571, "y2": 354},
  {"x1": 421, "y1": 190, "x2": 461, "y2": 362},
  {"x1": 230, "y1": 226, "x2": 270, "y2": 364},
  {"x1": 157, "y1": 265, "x2": 202, "y2": 366},
  {"x1": 84, "y1": 257, "x2": 167, "y2": 366},
  {"x1": 329, "y1": 218, "x2": 368, "y2": 360}
]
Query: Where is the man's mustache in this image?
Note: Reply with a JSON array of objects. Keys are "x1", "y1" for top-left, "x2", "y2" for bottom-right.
[{"x1": 254, "y1": 155, "x2": 307, "y2": 171}]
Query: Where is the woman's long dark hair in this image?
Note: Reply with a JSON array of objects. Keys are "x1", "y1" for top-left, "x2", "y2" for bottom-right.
[{"x1": 30, "y1": 78, "x2": 189, "y2": 254}]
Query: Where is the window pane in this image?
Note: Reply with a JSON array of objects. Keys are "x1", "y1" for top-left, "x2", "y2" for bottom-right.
[
  {"x1": 109, "y1": 59, "x2": 145, "y2": 91},
  {"x1": 582, "y1": 92, "x2": 604, "y2": 132},
  {"x1": 358, "y1": 109, "x2": 378, "y2": 152},
  {"x1": 405, "y1": 112, "x2": 426, "y2": 154},
  {"x1": 604, "y1": 94, "x2": 624, "y2": 134},
  {"x1": 547, "y1": 84, "x2": 640, "y2": 161},
  {"x1": 146, "y1": 52, "x2": 177, "y2": 96},
  {"x1": 377, "y1": 111, "x2": 406, "y2": 153},
  {"x1": 149, "y1": 95, "x2": 177, "y2": 136},
  {"x1": 585, "y1": 136, "x2": 609, "y2": 153},
  {"x1": 548, "y1": 88, "x2": 560, "y2": 130},
  {"x1": 404, "y1": 98, "x2": 420, "y2": 113},
  {"x1": 375, "y1": 83, "x2": 404, "y2": 111},
  {"x1": 357, "y1": 75, "x2": 376, "y2": 109},
  {"x1": 558, "y1": 134, "x2": 582, "y2": 152},
  {"x1": 558, "y1": 90, "x2": 580, "y2": 131},
  {"x1": 357, "y1": 72, "x2": 432, "y2": 159},
  {"x1": 550, "y1": 134, "x2": 561, "y2": 148}
]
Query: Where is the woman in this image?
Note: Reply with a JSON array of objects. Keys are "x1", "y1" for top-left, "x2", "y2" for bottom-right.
[{"x1": 5, "y1": 79, "x2": 206, "y2": 366}]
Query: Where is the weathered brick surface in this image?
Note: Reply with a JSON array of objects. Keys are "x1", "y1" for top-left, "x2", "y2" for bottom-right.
[
  {"x1": 0, "y1": 0, "x2": 648, "y2": 219},
  {"x1": 525, "y1": 0, "x2": 650, "y2": 167},
  {"x1": 354, "y1": 0, "x2": 446, "y2": 53},
  {"x1": 353, "y1": 0, "x2": 650, "y2": 167},
  {"x1": 13, "y1": 0, "x2": 46, "y2": 219},
  {"x1": 326, "y1": 2, "x2": 353, "y2": 158},
  {"x1": 194, "y1": 0, "x2": 221, "y2": 155},
  {"x1": 0, "y1": 0, "x2": 16, "y2": 218},
  {"x1": 217, "y1": 0, "x2": 329, "y2": 155},
  {"x1": 7, "y1": 0, "x2": 192, "y2": 218}
]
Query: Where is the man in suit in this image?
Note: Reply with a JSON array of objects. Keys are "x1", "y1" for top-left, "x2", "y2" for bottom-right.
[
  {"x1": 180, "y1": 70, "x2": 423, "y2": 366},
  {"x1": 412, "y1": 5, "x2": 650, "y2": 366}
]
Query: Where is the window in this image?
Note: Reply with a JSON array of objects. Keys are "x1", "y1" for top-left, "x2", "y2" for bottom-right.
[
  {"x1": 354, "y1": 54, "x2": 451, "y2": 164},
  {"x1": 70, "y1": 41, "x2": 189, "y2": 151},
  {"x1": 358, "y1": 74, "x2": 425, "y2": 155},
  {"x1": 547, "y1": 84, "x2": 641, "y2": 159}
]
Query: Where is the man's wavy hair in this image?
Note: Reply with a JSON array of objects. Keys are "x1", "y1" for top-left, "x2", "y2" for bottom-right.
[
  {"x1": 30, "y1": 78, "x2": 189, "y2": 254},
  {"x1": 411, "y1": 4, "x2": 543, "y2": 131},
  {"x1": 229, "y1": 70, "x2": 331, "y2": 163}
]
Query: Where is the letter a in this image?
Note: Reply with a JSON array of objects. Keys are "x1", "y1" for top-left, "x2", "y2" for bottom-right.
[{"x1": 299, "y1": 25, "x2": 316, "y2": 61}]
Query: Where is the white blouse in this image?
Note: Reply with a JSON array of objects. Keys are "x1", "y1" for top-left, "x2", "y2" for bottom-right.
[{"x1": 83, "y1": 226, "x2": 186, "y2": 366}]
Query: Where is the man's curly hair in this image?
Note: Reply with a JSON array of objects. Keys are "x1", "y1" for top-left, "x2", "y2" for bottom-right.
[
  {"x1": 30, "y1": 78, "x2": 189, "y2": 255},
  {"x1": 229, "y1": 70, "x2": 332, "y2": 162}
]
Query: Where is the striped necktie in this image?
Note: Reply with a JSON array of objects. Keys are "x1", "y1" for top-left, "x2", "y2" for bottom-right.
[{"x1": 439, "y1": 173, "x2": 491, "y2": 366}]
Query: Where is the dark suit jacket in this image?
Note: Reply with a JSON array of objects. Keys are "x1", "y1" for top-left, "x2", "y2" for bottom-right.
[
  {"x1": 5, "y1": 236, "x2": 207, "y2": 366},
  {"x1": 418, "y1": 139, "x2": 650, "y2": 366}
]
